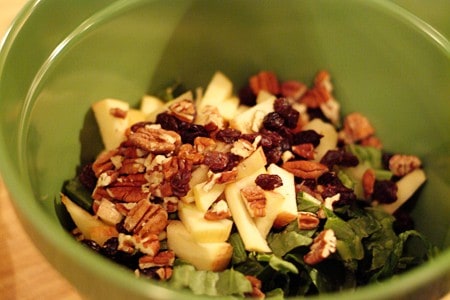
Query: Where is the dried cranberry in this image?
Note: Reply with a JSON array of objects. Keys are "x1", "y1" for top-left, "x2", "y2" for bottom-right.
[
  {"x1": 293, "y1": 130, "x2": 323, "y2": 147},
  {"x1": 81, "y1": 239, "x2": 101, "y2": 252},
  {"x1": 204, "y1": 151, "x2": 229, "y2": 172},
  {"x1": 225, "y1": 153, "x2": 242, "y2": 171},
  {"x1": 320, "y1": 149, "x2": 359, "y2": 169},
  {"x1": 101, "y1": 237, "x2": 119, "y2": 257},
  {"x1": 318, "y1": 172, "x2": 357, "y2": 205},
  {"x1": 307, "y1": 107, "x2": 329, "y2": 122},
  {"x1": 373, "y1": 180, "x2": 398, "y2": 203},
  {"x1": 216, "y1": 128, "x2": 242, "y2": 144},
  {"x1": 393, "y1": 209, "x2": 414, "y2": 234},
  {"x1": 259, "y1": 129, "x2": 284, "y2": 148},
  {"x1": 273, "y1": 98, "x2": 299, "y2": 129},
  {"x1": 156, "y1": 112, "x2": 180, "y2": 132},
  {"x1": 382, "y1": 152, "x2": 394, "y2": 170},
  {"x1": 255, "y1": 174, "x2": 283, "y2": 190},
  {"x1": 273, "y1": 98, "x2": 291, "y2": 115},
  {"x1": 171, "y1": 169, "x2": 191, "y2": 197},
  {"x1": 239, "y1": 85, "x2": 257, "y2": 106},
  {"x1": 264, "y1": 146, "x2": 283, "y2": 165},
  {"x1": 179, "y1": 123, "x2": 209, "y2": 145},
  {"x1": 282, "y1": 108, "x2": 300, "y2": 129},
  {"x1": 263, "y1": 112, "x2": 285, "y2": 130},
  {"x1": 78, "y1": 163, "x2": 97, "y2": 191},
  {"x1": 241, "y1": 133, "x2": 260, "y2": 143}
]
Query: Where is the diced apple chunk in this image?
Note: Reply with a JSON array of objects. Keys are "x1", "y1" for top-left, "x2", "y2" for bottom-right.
[
  {"x1": 267, "y1": 163, "x2": 298, "y2": 228},
  {"x1": 256, "y1": 90, "x2": 276, "y2": 104},
  {"x1": 127, "y1": 108, "x2": 145, "y2": 126},
  {"x1": 217, "y1": 96, "x2": 240, "y2": 120},
  {"x1": 140, "y1": 95, "x2": 165, "y2": 117},
  {"x1": 225, "y1": 169, "x2": 272, "y2": 253},
  {"x1": 167, "y1": 220, "x2": 233, "y2": 271},
  {"x1": 198, "y1": 71, "x2": 233, "y2": 110},
  {"x1": 235, "y1": 146, "x2": 267, "y2": 181},
  {"x1": 379, "y1": 169, "x2": 427, "y2": 214},
  {"x1": 302, "y1": 118, "x2": 338, "y2": 161},
  {"x1": 178, "y1": 202, "x2": 233, "y2": 243},
  {"x1": 61, "y1": 194, "x2": 118, "y2": 246},
  {"x1": 230, "y1": 98, "x2": 275, "y2": 134},
  {"x1": 193, "y1": 181, "x2": 226, "y2": 212},
  {"x1": 92, "y1": 98, "x2": 130, "y2": 150},
  {"x1": 181, "y1": 164, "x2": 210, "y2": 204},
  {"x1": 95, "y1": 198, "x2": 123, "y2": 226}
]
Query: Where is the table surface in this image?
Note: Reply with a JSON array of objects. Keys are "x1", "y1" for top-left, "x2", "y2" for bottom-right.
[{"x1": 0, "y1": 1, "x2": 448, "y2": 300}]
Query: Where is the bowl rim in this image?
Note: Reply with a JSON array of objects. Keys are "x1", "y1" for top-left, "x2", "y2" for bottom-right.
[{"x1": 0, "y1": 0, "x2": 449, "y2": 299}]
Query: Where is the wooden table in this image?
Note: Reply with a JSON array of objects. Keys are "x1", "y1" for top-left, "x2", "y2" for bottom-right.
[
  {"x1": 0, "y1": 1, "x2": 448, "y2": 300},
  {"x1": 0, "y1": 1, "x2": 81, "y2": 299}
]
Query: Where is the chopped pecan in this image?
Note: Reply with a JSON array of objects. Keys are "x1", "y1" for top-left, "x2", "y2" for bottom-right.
[
  {"x1": 204, "y1": 200, "x2": 231, "y2": 220},
  {"x1": 298, "y1": 211, "x2": 320, "y2": 230},
  {"x1": 282, "y1": 160, "x2": 328, "y2": 179},
  {"x1": 341, "y1": 112, "x2": 375, "y2": 143},
  {"x1": 389, "y1": 154, "x2": 422, "y2": 177},
  {"x1": 118, "y1": 157, "x2": 146, "y2": 174},
  {"x1": 240, "y1": 185, "x2": 267, "y2": 217},
  {"x1": 280, "y1": 80, "x2": 307, "y2": 101},
  {"x1": 360, "y1": 135, "x2": 383, "y2": 149},
  {"x1": 244, "y1": 275, "x2": 265, "y2": 299},
  {"x1": 167, "y1": 98, "x2": 196, "y2": 123},
  {"x1": 123, "y1": 199, "x2": 152, "y2": 232},
  {"x1": 118, "y1": 232, "x2": 160, "y2": 256},
  {"x1": 362, "y1": 168, "x2": 376, "y2": 199},
  {"x1": 138, "y1": 250, "x2": 175, "y2": 269},
  {"x1": 110, "y1": 107, "x2": 127, "y2": 118},
  {"x1": 134, "y1": 203, "x2": 168, "y2": 236},
  {"x1": 162, "y1": 196, "x2": 179, "y2": 213},
  {"x1": 178, "y1": 143, "x2": 204, "y2": 165},
  {"x1": 125, "y1": 126, "x2": 181, "y2": 154},
  {"x1": 196, "y1": 105, "x2": 225, "y2": 132},
  {"x1": 249, "y1": 71, "x2": 280, "y2": 95},
  {"x1": 292, "y1": 143, "x2": 315, "y2": 160},
  {"x1": 320, "y1": 97, "x2": 340, "y2": 126},
  {"x1": 231, "y1": 138, "x2": 256, "y2": 159},
  {"x1": 92, "y1": 149, "x2": 119, "y2": 177},
  {"x1": 194, "y1": 136, "x2": 217, "y2": 153},
  {"x1": 314, "y1": 70, "x2": 333, "y2": 93},
  {"x1": 299, "y1": 86, "x2": 330, "y2": 108},
  {"x1": 304, "y1": 229, "x2": 337, "y2": 265}
]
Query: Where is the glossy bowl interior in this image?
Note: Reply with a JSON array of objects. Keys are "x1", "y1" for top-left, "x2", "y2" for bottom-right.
[{"x1": 0, "y1": 0, "x2": 449, "y2": 299}]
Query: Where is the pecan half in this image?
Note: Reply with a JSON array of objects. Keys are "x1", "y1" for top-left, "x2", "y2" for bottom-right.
[
  {"x1": 389, "y1": 154, "x2": 422, "y2": 177},
  {"x1": 280, "y1": 80, "x2": 307, "y2": 101},
  {"x1": 249, "y1": 71, "x2": 280, "y2": 95},
  {"x1": 298, "y1": 211, "x2": 320, "y2": 230},
  {"x1": 240, "y1": 185, "x2": 267, "y2": 217},
  {"x1": 281, "y1": 160, "x2": 328, "y2": 179},
  {"x1": 292, "y1": 143, "x2": 315, "y2": 160},
  {"x1": 304, "y1": 229, "x2": 337, "y2": 265},
  {"x1": 138, "y1": 250, "x2": 175, "y2": 269},
  {"x1": 125, "y1": 126, "x2": 181, "y2": 154},
  {"x1": 362, "y1": 168, "x2": 376, "y2": 199}
]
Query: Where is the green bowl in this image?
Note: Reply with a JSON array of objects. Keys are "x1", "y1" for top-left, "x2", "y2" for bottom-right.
[{"x1": 0, "y1": 0, "x2": 449, "y2": 299}]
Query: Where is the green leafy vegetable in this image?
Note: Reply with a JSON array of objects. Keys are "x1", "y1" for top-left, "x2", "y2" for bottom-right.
[{"x1": 62, "y1": 177, "x2": 93, "y2": 211}]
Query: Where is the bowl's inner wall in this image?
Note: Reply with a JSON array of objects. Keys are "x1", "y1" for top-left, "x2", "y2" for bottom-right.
[{"x1": 1, "y1": 0, "x2": 449, "y2": 299}]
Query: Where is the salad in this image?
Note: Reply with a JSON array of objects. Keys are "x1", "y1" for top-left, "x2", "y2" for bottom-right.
[{"x1": 61, "y1": 70, "x2": 436, "y2": 298}]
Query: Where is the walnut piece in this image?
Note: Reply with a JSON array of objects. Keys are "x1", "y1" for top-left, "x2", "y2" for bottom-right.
[
  {"x1": 240, "y1": 185, "x2": 267, "y2": 217},
  {"x1": 304, "y1": 229, "x2": 337, "y2": 265},
  {"x1": 389, "y1": 154, "x2": 422, "y2": 177}
]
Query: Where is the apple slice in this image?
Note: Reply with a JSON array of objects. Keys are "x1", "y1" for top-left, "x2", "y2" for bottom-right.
[
  {"x1": 167, "y1": 220, "x2": 233, "y2": 271},
  {"x1": 302, "y1": 118, "x2": 338, "y2": 161},
  {"x1": 235, "y1": 146, "x2": 267, "y2": 181},
  {"x1": 256, "y1": 90, "x2": 276, "y2": 104},
  {"x1": 197, "y1": 71, "x2": 233, "y2": 110},
  {"x1": 61, "y1": 194, "x2": 118, "y2": 246},
  {"x1": 181, "y1": 164, "x2": 210, "y2": 204},
  {"x1": 379, "y1": 169, "x2": 427, "y2": 214},
  {"x1": 254, "y1": 190, "x2": 284, "y2": 239},
  {"x1": 127, "y1": 108, "x2": 145, "y2": 126},
  {"x1": 267, "y1": 163, "x2": 298, "y2": 228},
  {"x1": 217, "y1": 96, "x2": 240, "y2": 120},
  {"x1": 178, "y1": 202, "x2": 233, "y2": 243},
  {"x1": 230, "y1": 97, "x2": 275, "y2": 134},
  {"x1": 225, "y1": 169, "x2": 272, "y2": 253},
  {"x1": 193, "y1": 181, "x2": 226, "y2": 212},
  {"x1": 140, "y1": 95, "x2": 165, "y2": 117},
  {"x1": 92, "y1": 98, "x2": 130, "y2": 150}
]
